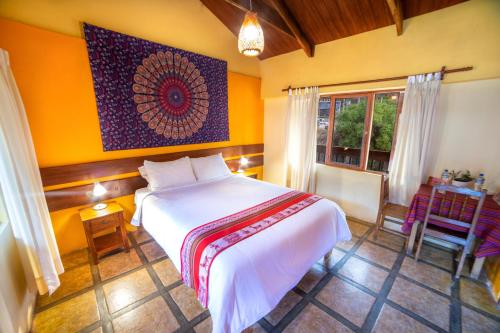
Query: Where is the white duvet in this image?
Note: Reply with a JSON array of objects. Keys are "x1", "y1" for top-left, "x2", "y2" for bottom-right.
[{"x1": 132, "y1": 175, "x2": 350, "y2": 333}]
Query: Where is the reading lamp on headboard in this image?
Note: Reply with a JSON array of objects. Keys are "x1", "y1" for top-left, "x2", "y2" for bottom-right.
[{"x1": 237, "y1": 156, "x2": 249, "y2": 173}]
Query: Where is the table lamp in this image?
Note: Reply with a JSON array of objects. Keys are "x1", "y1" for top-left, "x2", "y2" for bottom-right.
[
  {"x1": 237, "y1": 156, "x2": 249, "y2": 173},
  {"x1": 92, "y1": 182, "x2": 108, "y2": 210}
]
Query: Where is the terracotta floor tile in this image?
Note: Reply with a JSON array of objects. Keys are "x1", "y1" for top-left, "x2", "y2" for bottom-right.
[
  {"x1": 336, "y1": 236, "x2": 359, "y2": 251},
  {"x1": 318, "y1": 248, "x2": 346, "y2": 269},
  {"x1": 316, "y1": 276, "x2": 375, "y2": 327},
  {"x1": 338, "y1": 256, "x2": 389, "y2": 292},
  {"x1": 265, "y1": 291, "x2": 302, "y2": 325},
  {"x1": 103, "y1": 269, "x2": 157, "y2": 313},
  {"x1": 284, "y1": 303, "x2": 353, "y2": 333},
  {"x1": 170, "y1": 284, "x2": 205, "y2": 320},
  {"x1": 355, "y1": 242, "x2": 398, "y2": 269},
  {"x1": 140, "y1": 241, "x2": 167, "y2": 262},
  {"x1": 32, "y1": 290, "x2": 99, "y2": 333},
  {"x1": 368, "y1": 230, "x2": 405, "y2": 251},
  {"x1": 347, "y1": 220, "x2": 371, "y2": 237},
  {"x1": 461, "y1": 306, "x2": 500, "y2": 333},
  {"x1": 388, "y1": 277, "x2": 449, "y2": 330},
  {"x1": 399, "y1": 257, "x2": 452, "y2": 295},
  {"x1": 112, "y1": 296, "x2": 179, "y2": 333},
  {"x1": 245, "y1": 323, "x2": 267, "y2": 333},
  {"x1": 195, "y1": 320, "x2": 265, "y2": 333},
  {"x1": 61, "y1": 248, "x2": 89, "y2": 270},
  {"x1": 37, "y1": 264, "x2": 93, "y2": 307},
  {"x1": 131, "y1": 228, "x2": 152, "y2": 244},
  {"x1": 372, "y1": 304, "x2": 435, "y2": 333},
  {"x1": 297, "y1": 265, "x2": 326, "y2": 292},
  {"x1": 460, "y1": 279, "x2": 500, "y2": 317},
  {"x1": 419, "y1": 244, "x2": 454, "y2": 271},
  {"x1": 153, "y1": 259, "x2": 181, "y2": 287},
  {"x1": 194, "y1": 317, "x2": 212, "y2": 333},
  {"x1": 98, "y1": 249, "x2": 142, "y2": 280}
]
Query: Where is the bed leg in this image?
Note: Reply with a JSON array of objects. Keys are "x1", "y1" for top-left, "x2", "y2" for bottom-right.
[{"x1": 323, "y1": 249, "x2": 333, "y2": 268}]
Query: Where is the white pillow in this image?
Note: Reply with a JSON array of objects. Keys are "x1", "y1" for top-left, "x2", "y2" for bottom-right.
[
  {"x1": 138, "y1": 166, "x2": 149, "y2": 181},
  {"x1": 191, "y1": 153, "x2": 231, "y2": 181},
  {"x1": 143, "y1": 157, "x2": 197, "y2": 191}
]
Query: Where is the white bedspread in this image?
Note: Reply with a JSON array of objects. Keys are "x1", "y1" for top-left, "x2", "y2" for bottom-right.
[{"x1": 132, "y1": 175, "x2": 350, "y2": 333}]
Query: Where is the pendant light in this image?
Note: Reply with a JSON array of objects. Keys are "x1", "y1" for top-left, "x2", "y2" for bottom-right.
[{"x1": 238, "y1": 0, "x2": 264, "y2": 57}]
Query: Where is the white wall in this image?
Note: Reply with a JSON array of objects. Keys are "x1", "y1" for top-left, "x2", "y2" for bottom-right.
[
  {"x1": 427, "y1": 78, "x2": 500, "y2": 193},
  {"x1": 315, "y1": 165, "x2": 382, "y2": 223},
  {"x1": 264, "y1": 79, "x2": 500, "y2": 222}
]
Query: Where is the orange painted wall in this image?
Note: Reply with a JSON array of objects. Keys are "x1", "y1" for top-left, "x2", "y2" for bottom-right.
[
  {"x1": 0, "y1": 18, "x2": 264, "y2": 254},
  {"x1": 0, "y1": 18, "x2": 263, "y2": 168}
]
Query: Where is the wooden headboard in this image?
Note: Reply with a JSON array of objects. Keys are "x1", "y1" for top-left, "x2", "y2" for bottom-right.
[{"x1": 42, "y1": 144, "x2": 264, "y2": 211}]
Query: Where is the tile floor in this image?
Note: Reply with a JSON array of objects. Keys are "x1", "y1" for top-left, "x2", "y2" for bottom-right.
[{"x1": 32, "y1": 219, "x2": 500, "y2": 333}]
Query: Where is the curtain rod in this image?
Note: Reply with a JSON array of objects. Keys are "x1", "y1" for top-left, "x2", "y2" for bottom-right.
[{"x1": 281, "y1": 66, "x2": 473, "y2": 92}]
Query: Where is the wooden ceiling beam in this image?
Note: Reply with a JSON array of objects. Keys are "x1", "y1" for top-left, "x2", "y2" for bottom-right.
[
  {"x1": 268, "y1": 0, "x2": 314, "y2": 57},
  {"x1": 221, "y1": 0, "x2": 294, "y2": 37},
  {"x1": 385, "y1": 0, "x2": 404, "y2": 35}
]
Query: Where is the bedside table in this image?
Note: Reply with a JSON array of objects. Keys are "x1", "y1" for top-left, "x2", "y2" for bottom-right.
[{"x1": 79, "y1": 202, "x2": 130, "y2": 263}]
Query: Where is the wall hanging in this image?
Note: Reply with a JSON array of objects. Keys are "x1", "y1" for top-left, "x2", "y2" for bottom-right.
[{"x1": 84, "y1": 23, "x2": 228, "y2": 151}]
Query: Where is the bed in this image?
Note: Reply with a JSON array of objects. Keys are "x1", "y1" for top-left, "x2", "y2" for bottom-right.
[{"x1": 132, "y1": 174, "x2": 350, "y2": 333}]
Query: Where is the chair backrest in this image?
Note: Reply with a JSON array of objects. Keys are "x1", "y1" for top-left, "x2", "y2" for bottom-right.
[
  {"x1": 423, "y1": 185, "x2": 487, "y2": 238},
  {"x1": 427, "y1": 176, "x2": 442, "y2": 186}
]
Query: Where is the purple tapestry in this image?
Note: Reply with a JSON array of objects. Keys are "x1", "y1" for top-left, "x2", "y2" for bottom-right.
[{"x1": 83, "y1": 23, "x2": 229, "y2": 151}]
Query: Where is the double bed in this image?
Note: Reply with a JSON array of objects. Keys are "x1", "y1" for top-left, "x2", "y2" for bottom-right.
[{"x1": 132, "y1": 174, "x2": 350, "y2": 333}]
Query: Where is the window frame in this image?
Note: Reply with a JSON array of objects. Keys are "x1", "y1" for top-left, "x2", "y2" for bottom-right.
[{"x1": 322, "y1": 89, "x2": 404, "y2": 174}]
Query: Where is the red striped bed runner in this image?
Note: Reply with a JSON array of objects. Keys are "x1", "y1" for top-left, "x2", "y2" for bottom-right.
[{"x1": 180, "y1": 190, "x2": 322, "y2": 307}]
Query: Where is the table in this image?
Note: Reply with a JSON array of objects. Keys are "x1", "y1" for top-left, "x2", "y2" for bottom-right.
[
  {"x1": 79, "y1": 202, "x2": 130, "y2": 263},
  {"x1": 403, "y1": 184, "x2": 500, "y2": 277}
]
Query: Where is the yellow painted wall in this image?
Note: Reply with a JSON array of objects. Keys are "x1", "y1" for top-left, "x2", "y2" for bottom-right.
[
  {"x1": 0, "y1": 0, "x2": 260, "y2": 77},
  {"x1": 260, "y1": 0, "x2": 500, "y2": 98},
  {"x1": 0, "y1": 18, "x2": 264, "y2": 254}
]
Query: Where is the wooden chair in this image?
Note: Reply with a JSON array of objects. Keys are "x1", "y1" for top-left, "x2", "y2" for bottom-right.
[
  {"x1": 414, "y1": 185, "x2": 487, "y2": 279},
  {"x1": 375, "y1": 175, "x2": 408, "y2": 238}
]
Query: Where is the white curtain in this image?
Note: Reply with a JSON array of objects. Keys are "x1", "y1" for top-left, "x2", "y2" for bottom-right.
[
  {"x1": 284, "y1": 87, "x2": 319, "y2": 192},
  {"x1": 389, "y1": 73, "x2": 441, "y2": 205},
  {"x1": 0, "y1": 49, "x2": 63, "y2": 294}
]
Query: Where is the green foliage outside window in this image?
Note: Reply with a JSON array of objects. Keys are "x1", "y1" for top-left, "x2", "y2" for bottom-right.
[
  {"x1": 333, "y1": 96, "x2": 397, "y2": 151},
  {"x1": 333, "y1": 99, "x2": 367, "y2": 149},
  {"x1": 370, "y1": 97, "x2": 397, "y2": 151}
]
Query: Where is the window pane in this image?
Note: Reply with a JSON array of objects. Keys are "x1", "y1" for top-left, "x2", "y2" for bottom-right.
[
  {"x1": 330, "y1": 96, "x2": 368, "y2": 167},
  {"x1": 367, "y1": 92, "x2": 400, "y2": 172},
  {"x1": 316, "y1": 97, "x2": 331, "y2": 164}
]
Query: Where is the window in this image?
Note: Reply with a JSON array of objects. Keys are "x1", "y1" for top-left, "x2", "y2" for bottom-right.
[{"x1": 316, "y1": 90, "x2": 403, "y2": 173}]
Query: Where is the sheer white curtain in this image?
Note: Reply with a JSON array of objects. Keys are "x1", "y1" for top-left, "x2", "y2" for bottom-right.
[
  {"x1": 389, "y1": 73, "x2": 441, "y2": 205},
  {"x1": 284, "y1": 87, "x2": 319, "y2": 192},
  {"x1": 0, "y1": 49, "x2": 63, "y2": 294}
]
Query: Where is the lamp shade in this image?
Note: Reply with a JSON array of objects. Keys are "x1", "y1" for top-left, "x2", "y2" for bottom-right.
[
  {"x1": 240, "y1": 156, "x2": 249, "y2": 166},
  {"x1": 92, "y1": 182, "x2": 107, "y2": 198},
  {"x1": 238, "y1": 11, "x2": 264, "y2": 57}
]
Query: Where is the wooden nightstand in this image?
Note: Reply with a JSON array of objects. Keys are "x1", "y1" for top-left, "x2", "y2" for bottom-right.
[{"x1": 79, "y1": 202, "x2": 130, "y2": 263}]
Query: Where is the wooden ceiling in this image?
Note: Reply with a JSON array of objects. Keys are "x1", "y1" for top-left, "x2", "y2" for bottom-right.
[{"x1": 201, "y1": 0, "x2": 468, "y2": 59}]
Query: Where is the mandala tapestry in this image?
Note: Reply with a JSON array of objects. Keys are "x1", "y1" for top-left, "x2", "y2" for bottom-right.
[{"x1": 83, "y1": 23, "x2": 229, "y2": 151}]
